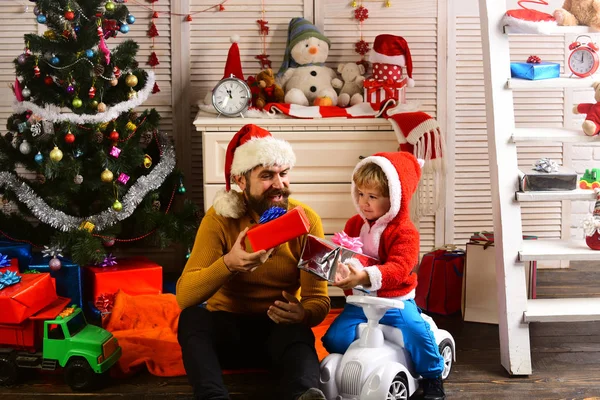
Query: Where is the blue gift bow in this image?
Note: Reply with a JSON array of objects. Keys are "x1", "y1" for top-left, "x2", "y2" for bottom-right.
[
  {"x1": 0, "y1": 270, "x2": 21, "y2": 290},
  {"x1": 259, "y1": 207, "x2": 287, "y2": 224},
  {"x1": 0, "y1": 253, "x2": 10, "y2": 268}
]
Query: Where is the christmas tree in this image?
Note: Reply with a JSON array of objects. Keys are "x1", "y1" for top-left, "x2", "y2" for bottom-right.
[{"x1": 0, "y1": 0, "x2": 198, "y2": 266}]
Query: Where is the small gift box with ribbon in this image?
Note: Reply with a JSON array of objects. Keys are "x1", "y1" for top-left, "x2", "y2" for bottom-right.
[
  {"x1": 246, "y1": 206, "x2": 311, "y2": 252},
  {"x1": 27, "y1": 254, "x2": 83, "y2": 308},
  {"x1": 518, "y1": 158, "x2": 577, "y2": 191},
  {"x1": 363, "y1": 77, "x2": 407, "y2": 109},
  {"x1": 297, "y1": 234, "x2": 379, "y2": 283},
  {"x1": 0, "y1": 240, "x2": 32, "y2": 270},
  {"x1": 0, "y1": 253, "x2": 19, "y2": 274},
  {"x1": 0, "y1": 272, "x2": 58, "y2": 324},
  {"x1": 510, "y1": 55, "x2": 560, "y2": 80}
]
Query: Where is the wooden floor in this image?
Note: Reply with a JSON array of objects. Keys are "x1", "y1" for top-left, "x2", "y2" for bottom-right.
[{"x1": 2, "y1": 262, "x2": 600, "y2": 399}]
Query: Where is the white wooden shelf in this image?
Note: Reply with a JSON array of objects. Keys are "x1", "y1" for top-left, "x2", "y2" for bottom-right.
[
  {"x1": 524, "y1": 298, "x2": 600, "y2": 323},
  {"x1": 512, "y1": 127, "x2": 600, "y2": 143},
  {"x1": 519, "y1": 239, "x2": 600, "y2": 261},
  {"x1": 507, "y1": 75, "x2": 599, "y2": 89},
  {"x1": 516, "y1": 189, "x2": 594, "y2": 202},
  {"x1": 504, "y1": 25, "x2": 600, "y2": 35}
]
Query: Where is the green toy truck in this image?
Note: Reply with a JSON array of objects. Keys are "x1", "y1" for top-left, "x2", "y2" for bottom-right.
[
  {"x1": 579, "y1": 168, "x2": 600, "y2": 189},
  {"x1": 0, "y1": 296, "x2": 122, "y2": 391}
]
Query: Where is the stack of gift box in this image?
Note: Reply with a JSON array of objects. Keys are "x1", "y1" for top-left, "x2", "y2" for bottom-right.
[{"x1": 363, "y1": 63, "x2": 408, "y2": 109}]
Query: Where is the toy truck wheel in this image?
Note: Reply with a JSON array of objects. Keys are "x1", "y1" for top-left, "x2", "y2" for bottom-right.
[
  {"x1": 64, "y1": 358, "x2": 96, "y2": 391},
  {"x1": 387, "y1": 372, "x2": 409, "y2": 400},
  {"x1": 0, "y1": 356, "x2": 18, "y2": 386},
  {"x1": 439, "y1": 339, "x2": 454, "y2": 380}
]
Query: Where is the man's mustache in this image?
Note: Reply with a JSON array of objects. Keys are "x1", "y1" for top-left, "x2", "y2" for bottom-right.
[{"x1": 264, "y1": 187, "x2": 291, "y2": 198}]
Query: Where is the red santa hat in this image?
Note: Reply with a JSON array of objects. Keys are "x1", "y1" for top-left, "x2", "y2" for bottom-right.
[
  {"x1": 213, "y1": 124, "x2": 296, "y2": 218},
  {"x1": 222, "y1": 35, "x2": 244, "y2": 80},
  {"x1": 369, "y1": 34, "x2": 414, "y2": 87},
  {"x1": 386, "y1": 110, "x2": 446, "y2": 221},
  {"x1": 502, "y1": 2, "x2": 556, "y2": 34}
]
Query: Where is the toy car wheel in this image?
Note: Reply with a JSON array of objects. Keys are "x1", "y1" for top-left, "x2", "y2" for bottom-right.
[
  {"x1": 0, "y1": 356, "x2": 18, "y2": 386},
  {"x1": 386, "y1": 372, "x2": 409, "y2": 400},
  {"x1": 64, "y1": 358, "x2": 96, "y2": 391},
  {"x1": 439, "y1": 339, "x2": 454, "y2": 380}
]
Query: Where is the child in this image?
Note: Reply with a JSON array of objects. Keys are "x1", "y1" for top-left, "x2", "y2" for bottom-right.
[{"x1": 322, "y1": 152, "x2": 446, "y2": 400}]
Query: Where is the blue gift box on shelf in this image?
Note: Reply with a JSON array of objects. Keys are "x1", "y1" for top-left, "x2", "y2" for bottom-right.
[
  {"x1": 27, "y1": 255, "x2": 83, "y2": 308},
  {"x1": 0, "y1": 240, "x2": 32, "y2": 270},
  {"x1": 510, "y1": 61, "x2": 560, "y2": 80}
]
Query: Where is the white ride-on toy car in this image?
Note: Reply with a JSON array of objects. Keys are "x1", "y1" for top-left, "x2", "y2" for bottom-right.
[{"x1": 319, "y1": 295, "x2": 455, "y2": 400}]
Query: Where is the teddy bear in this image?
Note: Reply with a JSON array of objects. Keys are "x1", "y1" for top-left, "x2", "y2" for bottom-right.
[
  {"x1": 255, "y1": 69, "x2": 284, "y2": 109},
  {"x1": 554, "y1": 0, "x2": 600, "y2": 29},
  {"x1": 573, "y1": 81, "x2": 600, "y2": 136},
  {"x1": 277, "y1": 17, "x2": 340, "y2": 106},
  {"x1": 336, "y1": 62, "x2": 366, "y2": 107}
]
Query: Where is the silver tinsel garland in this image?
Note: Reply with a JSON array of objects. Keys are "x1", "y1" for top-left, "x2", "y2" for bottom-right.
[{"x1": 0, "y1": 131, "x2": 175, "y2": 232}]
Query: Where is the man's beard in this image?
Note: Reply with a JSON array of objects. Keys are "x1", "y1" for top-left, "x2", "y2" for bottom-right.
[{"x1": 246, "y1": 187, "x2": 291, "y2": 216}]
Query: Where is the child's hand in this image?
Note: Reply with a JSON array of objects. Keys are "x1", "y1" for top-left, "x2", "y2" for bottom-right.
[
  {"x1": 334, "y1": 263, "x2": 370, "y2": 290},
  {"x1": 334, "y1": 261, "x2": 350, "y2": 282}
]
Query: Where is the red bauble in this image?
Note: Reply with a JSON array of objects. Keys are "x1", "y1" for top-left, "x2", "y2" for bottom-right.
[
  {"x1": 109, "y1": 130, "x2": 119, "y2": 141},
  {"x1": 44, "y1": 76, "x2": 54, "y2": 86},
  {"x1": 586, "y1": 231, "x2": 600, "y2": 250},
  {"x1": 65, "y1": 10, "x2": 75, "y2": 21},
  {"x1": 65, "y1": 132, "x2": 75, "y2": 144}
]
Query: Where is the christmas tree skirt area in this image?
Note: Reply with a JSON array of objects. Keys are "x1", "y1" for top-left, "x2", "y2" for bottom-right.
[{"x1": 1, "y1": 263, "x2": 600, "y2": 399}]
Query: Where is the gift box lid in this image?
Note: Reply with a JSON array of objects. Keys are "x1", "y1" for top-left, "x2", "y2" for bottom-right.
[
  {"x1": 0, "y1": 273, "x2": 58, "y2": 324},
  {"x1": 246, "y1": 206, "x2": 311, "y2": 252}
]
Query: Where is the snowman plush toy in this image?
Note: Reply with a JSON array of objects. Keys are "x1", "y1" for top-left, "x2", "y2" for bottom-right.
[{"x1": 277, "y1": 18, "x2": 341, "y2": 106}]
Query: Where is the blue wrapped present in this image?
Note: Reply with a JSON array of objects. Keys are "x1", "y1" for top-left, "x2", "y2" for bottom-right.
[
  {"x1": 0, "y1": 240, "x2": 32, "y2": 270},
  {"x1": 27, "y1": 255, "x2": 83, "y2": 308},
  {"x1": 510, "y1": 61, "x2": 560, "y2": 80}
]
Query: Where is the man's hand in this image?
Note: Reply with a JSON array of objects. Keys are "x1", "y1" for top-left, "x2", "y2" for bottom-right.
[
  {"x1": 223, "y1": 228, "x2": 273, "y2": 273},
  {"x1": 334, "y1": 263, "x2": 370, "y2": 291},
  {"x1": 268, "y1": 291, "x2": 305, "y2": 324}
]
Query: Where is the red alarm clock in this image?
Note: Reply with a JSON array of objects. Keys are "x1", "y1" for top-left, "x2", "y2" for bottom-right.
[{"x1": 568, "y1": 35, "x2": 600, "y2": 78}]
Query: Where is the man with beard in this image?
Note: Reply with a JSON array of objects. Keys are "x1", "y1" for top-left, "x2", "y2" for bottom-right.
[{"x1": 176, "y1": 124, "x2": 330, "y2": 400}]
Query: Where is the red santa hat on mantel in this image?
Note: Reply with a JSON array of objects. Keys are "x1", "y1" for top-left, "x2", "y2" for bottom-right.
[
  {"x1": 502, "y1": 1, "x2": 557, "y2": 34},
  {"x1": 386, "y1": 109, "x2": 446, "y2": 222},
  {"x1": 213, "y1": 124, "x2": 296, "y2": 218},
  {"x1": 369, "y1": 34, "x2": 414, "y2": 88},
  {"x1": 222, "y1": 35, "x2": 244, "y2": 80}
]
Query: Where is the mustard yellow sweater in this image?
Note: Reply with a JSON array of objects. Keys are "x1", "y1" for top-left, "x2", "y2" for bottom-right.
[{"x1": 176, "y1": 195, "x2": 330, "y2": 327}]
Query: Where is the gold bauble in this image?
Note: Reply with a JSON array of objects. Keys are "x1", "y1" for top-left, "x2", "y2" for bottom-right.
[
  {"x1": 125, "y1": 74, "x2": 138, "y2": 87},
  {"x1": 127, "y1": 90, "x2": 137, "y2": 99},
  {"x1": 49, "y1": 146, "x2": 63, "y2": 162},
  {"x1": 90, "y1": 99, "x2": 99, "y2": 109},
  {"x1": 97, "y1": 102, "x2": 107, "y2": 112},
  {"x1": 101, "y1": 168, "x2": 114, "y2": 183},
  {"x1": 112, "y1": 200, "x2": 122, "y2": 212},
  {"x1": 44, "y1": 30, "x2": 57, "y2": 40},
  {"x1": 143, "y1": 154, "x2": 152, "y2": 168},
  {"x1": 110, "y1": 78, "x2": 119, "y2": 86},
  {"x1": 125, "y1": 121, "x2": 137, "y2": 132}
]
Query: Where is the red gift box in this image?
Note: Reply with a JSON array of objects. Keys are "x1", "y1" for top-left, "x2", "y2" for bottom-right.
[
  {"x1": 246, "y1": 206, "x2": 311, "y2": 252},
  {"x1": 1, "y1": 258, "x2": 19, "y2": 274},
  {"x1": 363, "y1": 77, "x2": 407, "y2": 109},
  {"x1": 0, "y1": 273, "x2": 58, "y2": 325},
  {"x1": 84, "y1": 256, "x2": 162, "y2": 302}
]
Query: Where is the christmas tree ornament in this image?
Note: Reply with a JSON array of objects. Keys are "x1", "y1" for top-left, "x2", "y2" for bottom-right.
[
  {"x1": 120, "y1": 23, "x2": 129, "y2": 34},
  {"x1": 117, "y1": 173, "x2": 130, "y2": 185},
  {"x1": 151, "y1": 199, "x2": 161, "y2": 211},
  {"x1": 152, "y1": 11, "x2": 159, "y2": 19},
  {"x1": 125, "y1": 121, "x2": 137, "y2": 132},
  {"x1": 21, "y1": 86, "x2": 31, "y2": 98},
  {"x1": 128, "y1": 90, "x2": 137, "y2": 100},
  {"x1": 103, "y1": 238, "x2": 115, "y2": 247},
  {"x1": 109, "y1": 129, "x2": 119, "y2": 141},
  {"x1": 143, "y1": 154, "x2": 152, "y2": 168},
  {"x1": 36, "y1": 14, "x2": 47, "y2": 24},
  {"x1": 354, "y1": 6, "x2": 369, "y2": 22},
  {"x1": 42, "y1": 120, "x2": 54, "y2": 135},
  {"x1": 88, "y1": 86, "x2": 96, "y2": 98},
  {"x1": 50, "y1": 56, "x2": 59, "y2": 65},
  {"x1": 79, "y1": 221, "x2": 95, "y2": 232},
  {"x1": 74, "y1": 26, "x2": 81, "y2": 34},
  {"x1": 90, "y1": 99, "x2": 99, "y2": 109},
  {"x1": 112, "y1": 200, "x2": 123, "y2": 212},
  {"x1": 17, "y1": 53, "x2": 27, "y2": 65},
  {"x1": 113, "y1": 66, "x2": 122, "y2": 78},
  {"x1": 74, "y1": 148, "x2": 83, "y2": 158},
  {"x1": 94, "y1": 131, "x2": 104, "y2": 143},
  {"x1": 74, "y1": 174, "x2": 83, "y2": 184},
  {"x1": 64, "y1": 9, "x2": 75, "y2": 21},
  {"x1": 85, "y1": 49, "x2": 94, "y2": 58},
  {"x1": 385, "y1": 0, "x2": 391, "y2": 6},
  {"x1": 109, "y1": 146, "x2": 121, "y2": 158},
  {"x1": 19, "y1": 140, "x2": 31, "y2": 155},
  {"x1": 49, "y1": 146, "x2": 63, "y2": 161},
  {"x1": 152, "y1": 82, "x2": 160, "y2": 93},
  {"x1": 34, "y1": 151, "x2": 43, "y2": 164},
  {"x1": 177, "y1": 178, "x2": 186, "y2": 194},
  {"x1": 72, "y1": 97, "x2": 82, "y2": 108},
  {"x1": 36, "y1": 173, "x2": 46, "y2": 184},
  {"x1": 33, "y1": 64, "x2": 40, "y2": 78},
  {"x1": 61, "y1": 29, "x2": 71, "y2": 40},
  {"x1": 148, "y1": 52, "x2": 159, "y2": 67},
  {"x1": 148, "y1": 21, "x2": 159, "y2": 38},
  {"x1": 351, "y1": 0, "x2": 357, "y2": 7},
  {"x1": 66, "y1": 84, "x2": 75, "y2": 95},
  {"x1": 49, "y1": 256, "x2": 62, "y2": 271},
  {"x1": 105, "y1": 1, "x2": 116, "y2": 11},
  {"x1": 125, "y1": 73, "x2": 138, "y2": 87},
  {"x1": 101, "y1": 168, "x2": 114, "y2": 182},
  {"x1": 127, "y1": 14, "x2": 136, "y2": 24},
  {"x1": 44, "y1": 76, "x2": 54, "y2": 86},
  {"x1": 33, "y1": 6, "x2": 40, "y2": 15},
  {"x1": 65, "y1": 131, "x2": 75, "y2": 144},
  {"x1": 97, "y1": 102, "x2": 107, "y2": 112},
  {"x1": 219, "y1": 4, "x2": 225, "y2": 11},
  {"x1": 110, "y1": 78, "x2": 119, "y2": 86},
  {"x1": 186, "y1": 14, "x2": 193, "y2": 22},
  {"x1": 43, "y1": 30, "x2": 56, "y2": 40}
]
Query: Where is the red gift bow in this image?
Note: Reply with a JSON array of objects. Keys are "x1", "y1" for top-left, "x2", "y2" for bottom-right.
[
  {"x1": 364, "y1": 78, "x2": 406, "y2": 99},
  {"x1": 95, "y1": 293, "x2": 116, "y2": 313},
  {"x1": 527, "y1": 55, "x2": 541, "y2": 63}
]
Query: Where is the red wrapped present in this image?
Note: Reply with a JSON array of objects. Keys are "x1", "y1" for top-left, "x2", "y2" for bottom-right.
[
  {"x1": 84, "y1": 256, "x2": 162, "y2": 302},
  {"x1": 363, "y1": 77, "x2": 407, "y2": 109},
  {"x1": 246, "y1": 206, "x2": 310, "y2": 252},
  {"x1": 0, "y1": 257, "x2": 19, "y2": 274},
  {"x1": 0, "y1": 273, "x2": 58, "y2": 324}
]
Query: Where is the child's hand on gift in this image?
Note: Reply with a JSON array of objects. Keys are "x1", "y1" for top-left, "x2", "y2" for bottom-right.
[
  {"x1": 267, "y1": 291, "x2": 306, "y2": 324},
  {"x1": 334, "y1": 261, "x2": 350, "y2": 282},
  {"x1": 334, "y1": 262, "x2": 370, "y2": 290},
  {"x1": 223, "y1": 227, "x2": 274, "y2": 273}
]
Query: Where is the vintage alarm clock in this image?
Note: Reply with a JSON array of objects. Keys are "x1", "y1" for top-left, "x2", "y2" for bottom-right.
[
  {"x1": 212, "y1": 74, "x2": 251, "y2": 117},
  {"x1": 568, "y1": 35, "x2": 600, "y2": 78}
]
